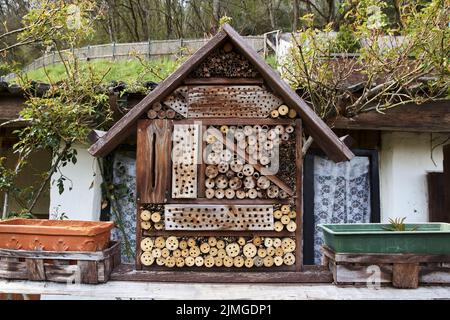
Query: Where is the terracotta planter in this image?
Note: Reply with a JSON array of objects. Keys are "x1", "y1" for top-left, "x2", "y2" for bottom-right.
[{"x1": 0, "y1": 219, "x2": 114, "y2": 252}]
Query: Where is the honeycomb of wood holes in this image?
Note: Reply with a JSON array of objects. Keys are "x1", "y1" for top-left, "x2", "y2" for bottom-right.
[
  {"x1": 187, "y1": 86, "x2": 283, "y2": 118},
  {"x1": 171, "y1": 124, "x2": 199, "y2": 198},
  {"x1": 164, "y1": 205, "x2": 274, "y2": 231},
  {"x1": 139, "y1": 235, "x2": 297, "y2": 268},
  {"x1": 162, "y1": 86, "x2": 188, "y2": 118}
]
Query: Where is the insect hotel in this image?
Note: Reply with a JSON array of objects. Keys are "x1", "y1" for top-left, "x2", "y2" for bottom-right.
[{"x1": 89, "y1": 24, "x2": 353, "y2": 282}]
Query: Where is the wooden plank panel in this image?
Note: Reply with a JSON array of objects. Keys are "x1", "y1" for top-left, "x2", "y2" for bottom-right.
[
  {"x1": 444, "y1": 144, "x2": 450, "y2": 219},
  {"x1": 171, "y1": 124, "x2": 200, "y2": 198},
  {"x1": 294, "y1": 119, "x2": 303, "y2": 271},
  {"x1": 136, "y1": 120, "x2": 172, "y2": 203},
  {"x1": 334, "y1": 264, "x2": 392, "y2": 284},
  {"x1": 329, "y1": 100, "x2": 450, "y2": 132},
  {"x1": 164, "y1": 205, "x2": 274, "y2": 231},
  {"x1": 187, "y1": 85, "x2": 282, "y2": 118},
  {"x1": 78, "y1": 261, "x2": 99, "y2": 284},
  {"x1": 26, "y1": 259, "x2": 45, "y2": 281},
  {"x1": 427, "y1": 172, "x2": 446, "y2": 222}
]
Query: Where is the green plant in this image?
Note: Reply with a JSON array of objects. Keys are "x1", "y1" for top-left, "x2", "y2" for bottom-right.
[
  {"x1": 383, "y1": 217, "x2": 418, "y2": 231},
  {"x1": 330, "y1": 24, "x2": 361, "y2": 53}
]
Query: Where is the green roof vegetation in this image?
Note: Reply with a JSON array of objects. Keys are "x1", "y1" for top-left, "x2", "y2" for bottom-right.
[{"x1": 23, "y1": 57, "x2": 180, "y2": 84}]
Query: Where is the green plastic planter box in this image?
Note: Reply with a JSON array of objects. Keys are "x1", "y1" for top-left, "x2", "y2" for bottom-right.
[{"x1": 318, "y1": 223, "x2": 450, "y2": 254}]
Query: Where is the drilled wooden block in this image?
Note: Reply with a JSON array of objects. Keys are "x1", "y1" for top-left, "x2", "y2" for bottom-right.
[
  {"x1": 187, "y1": 86, "x2": 283, "y2": 118},
  {"x1": 164, "y1": 205, "x2": 274, "y2": 230},
  {"x1": 162, "y1": 86, "x2": 188, "y2": 118},
  {"x1": 172, "y1": 124, "x2": 200, "y2": 198}
]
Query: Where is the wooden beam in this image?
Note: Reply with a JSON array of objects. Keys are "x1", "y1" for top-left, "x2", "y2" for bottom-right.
[
  {"x1": 111, "y1": 264, "x2": 332, "y2": 283},
  {"x1": 329, "y1": 100, "x2": 450, "y2": 132},
  {"x1": 0, "y1": 95, "x2": 26, "y2": 120},
  {"x1": 88, "y1": 30, "x2": 229, "y2": 157},
  {"x1": 444, "y1": 144, "x2": 450, "y2": 219},
  {"x1": 222, "y1": 24, "x2": 354, "y2": 163}
]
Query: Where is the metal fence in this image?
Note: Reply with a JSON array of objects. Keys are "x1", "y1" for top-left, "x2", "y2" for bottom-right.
[{"x1": 2, "y1": 36, "x2": 265, "y2": 81}]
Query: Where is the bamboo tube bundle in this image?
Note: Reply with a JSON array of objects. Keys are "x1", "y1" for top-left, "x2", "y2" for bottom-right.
[
  {"x1": 206, "y1": 152, "x2": 220, "y2": 165},
  {"x1": 247, "y1": 188, "x2": 258, "y2": 199},
  {"x1": 225, "y1": 188, "x2": 235, "y2": 199},
  {"x1": 205, "y1": 178, "x2": 215, "y2": 189},
  {"x1": 242, "y1": 164, "x2": 254, "y2": 176},
  {"x1": 234, "y1": 130, "x2": 245, "y2": 142},
  {"x1": 236, "y1": 189, "x2": 246, "y2": 199},
  {"x1": 288, "y1": 109, "x2": 297, "y2": 118},
  {"x1": 267, "y1": 129, "x2": 278, "y2": 141},
  {"x1": 217, "y1": 162, "x2": 229, "y2": 173},
  {"x1": 230, "y1": 159, "x2": 244, "y2": 173},
  {"x1": 166, "y1": 109, "x2": 176, "y2": 119},
  {"x1": 205, "y1": 188, "x2": 215, "y2": 199},
  {"x1": 206, "y1": 134, "x2": 216, "y2": 144},
  {"x1": 215, "y1": 189, "x2": 225, "y2": 199},
  {"x1": 274, "y1": 125, "x2": 285, "y2": 135},
  {"x1": 212, "y1": 141, "x2": 223, "y2": 153},
  {"x1": 205, "y1": 165, "x2": 219, "y2": 179},
  {"x1": 225, "y1": 169, "x2": 235, "y2": 179},
  {"x1": 220, "y1": 149, "x2": 233, "y2": 162},
  {"x1": 215, "y1": 174, "x2": 228, "y2": 189},
  {"x1": 229, "y1": 176, "x2": 242, "y2": 190},
  {"x1": 257, "y1": 176, "x2": 270, "y2": 189},
  {"x1": 243, "y1": 176, "x2": 256, "y2": 189},
  {"x1": 140, "y1": 210, "x2": 151, "y2": 221},
  {"x1": 278, "y1": 104, "x2": 289, "y2": 116},
  {"x1": 266, "y1": 185, "x2": 280, "y2": 198},
  {"x1": 220, "y1": 125, "x2": 229, "y2": 134},
  {"x1": 285, "y1": 125, "x2": 294, "y2": 134},
  {"x1": 147, "y1": 109, "x2": 158, "y2": 119},
  {"x1": 157, "y1": 110, "x2": 166, "y2": 119}
]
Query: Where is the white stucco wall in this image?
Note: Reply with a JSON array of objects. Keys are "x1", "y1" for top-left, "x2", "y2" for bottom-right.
[
  {"x1": 49, "y1": 144, "x2": 103, "y2": 221},
  {"x1": 380, "y1": 132, "x2": 447, "y2": 223}
]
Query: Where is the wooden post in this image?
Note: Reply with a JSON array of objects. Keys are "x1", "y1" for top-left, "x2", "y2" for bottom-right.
[
  {"x1": 444, "y1": 144, "x2": 450, "y2": 220},
  {"x1": 392, "y1": 263, "x2": 420, "y2": 289}
]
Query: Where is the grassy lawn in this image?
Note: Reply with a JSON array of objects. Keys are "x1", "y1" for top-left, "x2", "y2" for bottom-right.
[
  {"x1": 22, "y1": 55, "x2": 278, "y2": 84},
  {"x1": 23, "y1": 58, "x2": 180, "y2": 84}
]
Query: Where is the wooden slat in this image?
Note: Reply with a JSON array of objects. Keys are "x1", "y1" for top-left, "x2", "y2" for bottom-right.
[
  {"x1": 0, "y1": 95, "x2": 26, "y2": 120},
  {"x1": 392, "y1": 263, "x2": 420, "y2": 288},
  {"x1": 187, "y1": 85, "x2": 281, "y2": 118},
  {"x1": 136, "y1": 120, "x2": 172, "y2": 203},
  {"x1": 26, "y1": 259, "x2": 45, "y2": 281},
  {"x1": 294, "y1": 119, "x2": 303, "y2": 271},
  {"x1": 89, "y1": 30, "x2": 228, "y2": 157},
  {"x1": 110, "y1": 264, "x2": 333, "y2": 283},
  {"x1": 171, "y1": 124, "x2": 200, "y2": 198},
  {"x1": 78, "y1": 261, "x2": 99, "y2": 284},
  {"x1": 144, "y1": 229, "x2": 295, "y2": 237},
  {"x1": 427, "y1": 172, "x2": 447, "y2": 222},
  {"x1": 164, "y1": 204, "x2": 274, "y2": 231},
  {"x1": 221, "y1": 24, "x2": 353, "y2": 162},
  {"x1": 322, "y1": 246, "x2": 450, "y2": 264},
  {"x1": 333, "y1": 263, "x2": 392, "y2": 284},
  {"x1": 176, "y1": 118, "x2": 295, "y2": 126},
  {"x1": 0, "y1": 241, "x2": 120, "y2": 261},
  {"x1": 329, "y1": 100, "x2": 450, "y2": 132},
  {"x1": 444, "y1": 144, "x2": 450, "y2": 219}
]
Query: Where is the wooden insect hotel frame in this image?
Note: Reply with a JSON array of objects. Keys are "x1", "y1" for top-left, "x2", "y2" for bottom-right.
[{"x1": 89, "y1": 24, "x2": 353, "y2": 282}]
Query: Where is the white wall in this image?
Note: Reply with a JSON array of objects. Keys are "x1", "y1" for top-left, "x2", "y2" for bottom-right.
[
  {"x1": 49, "y1": 144, "x2": 103, "y2": 221},
  {"x1": 380, "y1": 132, "x2": 447, "y2": 223}
]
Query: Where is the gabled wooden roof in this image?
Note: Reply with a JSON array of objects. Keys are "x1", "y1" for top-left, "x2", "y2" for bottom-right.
[{"x1": 88, "y1": 24, "x2": 354, "y2": 162}]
